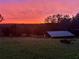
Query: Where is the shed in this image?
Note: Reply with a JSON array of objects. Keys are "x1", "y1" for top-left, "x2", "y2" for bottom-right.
[{"x1": 47, "y1": 31, "x2": 75, "y2": 38}]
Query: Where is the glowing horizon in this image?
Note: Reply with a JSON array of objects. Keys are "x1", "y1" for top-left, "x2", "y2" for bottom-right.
[
  {"x1": 0, "y1": 19, "x2": 44, "y2": 24},
  {"x1": 0, "y1": 0, "x2": 79, "y2": 24}
]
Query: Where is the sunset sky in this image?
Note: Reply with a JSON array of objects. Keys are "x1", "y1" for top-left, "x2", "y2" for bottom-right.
[{"x1": 0, "y1": 0, "x2": 79, "y2": 24}]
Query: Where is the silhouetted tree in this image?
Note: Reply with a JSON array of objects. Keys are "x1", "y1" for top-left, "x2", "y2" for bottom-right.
[
  {"x1": 44, "y1": 16, "x2": 53, "y2": 23},
  {"x1": 0, "y1": 14, "x2": 4, "y2": 22},
  {"x1": 71, "y1": 13, "x2": 79, "y2": 25},
  {"x1": 59, "y1": 15, "x2": 71, "y2": 24},
  {"x1": 44, "y1": 14, "x2": 72, "y2": 30},
  {"x1": 44, "y1": 14, "x2": 71, "y2": 24}
]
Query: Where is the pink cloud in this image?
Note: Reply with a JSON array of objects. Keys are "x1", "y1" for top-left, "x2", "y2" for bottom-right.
[{"x1": 0, "y1": 0, "x2": 79, "y2": 23}]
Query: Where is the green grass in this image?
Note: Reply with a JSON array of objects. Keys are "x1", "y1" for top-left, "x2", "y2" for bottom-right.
[{"x1": 0, "y1": 37, "x2": 79, "y2": 59}]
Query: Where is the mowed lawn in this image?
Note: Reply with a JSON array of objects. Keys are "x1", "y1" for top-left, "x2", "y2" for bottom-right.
[{"x1": 0, "y1": 37, "x2": 79, "y2": 59}]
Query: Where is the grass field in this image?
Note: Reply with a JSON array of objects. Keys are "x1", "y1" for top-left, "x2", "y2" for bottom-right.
[{"x1": 0, "y1": 37, "x2": 79, "y2": 59}]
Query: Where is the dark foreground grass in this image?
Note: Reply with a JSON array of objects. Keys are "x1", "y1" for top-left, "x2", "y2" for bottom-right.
[{"x1": 0, "y1": 37, "x2": 79, "y2": 59}]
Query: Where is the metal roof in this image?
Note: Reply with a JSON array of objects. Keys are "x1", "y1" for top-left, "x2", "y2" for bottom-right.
[{"x1": 47, "y1": 31, "x2": 75, "y2": 37}]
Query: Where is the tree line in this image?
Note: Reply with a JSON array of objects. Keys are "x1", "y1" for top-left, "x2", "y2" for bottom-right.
[{"x1": 44, "y1": 13, "x2": 79, "y2": 27}]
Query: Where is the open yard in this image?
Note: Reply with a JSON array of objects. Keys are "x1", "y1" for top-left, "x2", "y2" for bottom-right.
[{"x1": 0, "y1": 37, "x2": 79, "y2": 59}]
